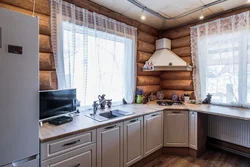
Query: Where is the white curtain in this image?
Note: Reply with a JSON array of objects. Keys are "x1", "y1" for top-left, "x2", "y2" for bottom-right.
[
  {"x1": 50, "y1": 0, "x2": 137, "y2": 107},
  {"x1": 191, "y1": 11, "x2": 250, "y2": 107}
]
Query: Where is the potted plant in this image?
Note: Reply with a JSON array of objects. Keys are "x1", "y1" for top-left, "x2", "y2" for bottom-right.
[{"x1": 136, "y1": 89, "x2": 144, "y2": 104}]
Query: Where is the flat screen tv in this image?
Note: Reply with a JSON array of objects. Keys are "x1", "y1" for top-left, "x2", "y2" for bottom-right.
[{"x1": 39, "y1": 89, "x2": 77, "y2": 120}]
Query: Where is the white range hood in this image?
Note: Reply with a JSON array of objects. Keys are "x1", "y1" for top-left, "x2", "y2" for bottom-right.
[{"x1": 143, "y1": 38, "x2": 192, "y2": 71}]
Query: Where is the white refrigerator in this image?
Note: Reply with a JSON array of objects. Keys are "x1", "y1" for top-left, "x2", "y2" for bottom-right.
[{"x1": 0, "y1": 8, "x2": 39, "y2": 167}]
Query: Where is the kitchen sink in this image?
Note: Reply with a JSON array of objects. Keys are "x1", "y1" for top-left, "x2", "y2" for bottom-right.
[{"x1": 86, "y1": 109, "x2": 134, "y2": 122}]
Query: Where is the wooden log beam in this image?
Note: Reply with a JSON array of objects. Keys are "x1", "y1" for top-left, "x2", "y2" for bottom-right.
[
  {"x1": 40, "y1": 35, "x2": 52, "y2": 53},
  {"x1": 181, "y1": 56, "x2": 192, "y2": 65},
  {"x1": 163, "y1": 90, "x2": 194, "y2": 100},
  {"x1": 137, "y1": 63, "x2": 161, "y2": 76},
  {"x1": 40, "y1": 53, "x2": 55, "y2": 70},
  {"x1": 161, "y1": 80, "x2": 193, "y2": 91},
  {"x1": 138, "y1": 40, "x2": 155, "y2": 53},
  {"x1": 172, "y1": 46, "x2": 191, "y2": 57},
  {"x1": 136, "y1": 85, "x2": 161, "y2": 95},
  {"x1": 39, "y1": 19, "x2": 51, "y2": 36},
  {"x1": 160, "y1": 72, "x2": 192, "y2": 80},
  {"x1": 40, "y1": 71, "x2": 57, "y2": 90},
  {"x1": 137, "y1": 51, "x2": 151, "y2": 63},
  {"x1": 1, "y1": 0, "x2": 50, "y2": 16},
  {"x1": 137, "y1": 76, "x2": 160, "y2": 86},
  {"x1": 172, "y1": 36, "x2": 190, "y2": 49},
  {"x1": 138, "y1": 31, "x2": 157, "y2": 44},
  {"x1": 0, "y1": 2, "x2": 50, "y2": 35},
  {"x1": 161, "y1": 26, "x2": 190, "y2": 39}
]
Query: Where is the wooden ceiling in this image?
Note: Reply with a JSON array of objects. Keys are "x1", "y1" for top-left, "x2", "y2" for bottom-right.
[{"x1": 91, "y1": 0, "x2": 250, "y2": 29}]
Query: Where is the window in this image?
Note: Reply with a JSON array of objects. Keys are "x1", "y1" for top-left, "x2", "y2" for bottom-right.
[
  {"x1": 63, "y1": 22, "x2": 133, "y2": 108},
  {"x1": 191, "y1": 12, "x2": 250, "y2": 107},
  {"x1": 50, "y1": 0, "x2": 137, "y2": 109},
  {"x1": 200, "y1": 32, "x2": 247, "y2": 105}
]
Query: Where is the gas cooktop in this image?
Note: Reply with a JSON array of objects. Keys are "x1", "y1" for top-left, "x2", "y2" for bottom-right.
[{"x1": 156, "y1": 101, "x2": 184, "y2": 106}]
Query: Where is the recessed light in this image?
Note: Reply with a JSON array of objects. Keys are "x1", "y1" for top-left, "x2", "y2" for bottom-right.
[{"x1": 141, "y1": 15, "x2": 146, "y2": 20}]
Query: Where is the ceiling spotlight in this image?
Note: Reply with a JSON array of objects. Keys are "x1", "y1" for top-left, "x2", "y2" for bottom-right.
[
  {"x1": 199, "y1": 10, "x2": 204, "y2": 20},
  {"x1": 248, "y1": 0, "x2": 250, "y2": 3}
]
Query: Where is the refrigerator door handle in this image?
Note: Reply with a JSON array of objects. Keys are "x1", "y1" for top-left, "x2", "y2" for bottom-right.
[
  {"x1": 0, "y1": 27, "x2": 2, "y2": 48},
  {"x1": 11, "y1": 155, "x2": 38, "y2": 166}
]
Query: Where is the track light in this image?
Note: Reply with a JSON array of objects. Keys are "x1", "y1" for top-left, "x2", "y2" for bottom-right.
[
  {"x1": 199, "y1": 10, "x2": 204, "y2": 20},
  {"x1": 140, "y1": 8, "x2": 146, "y2": 20}
]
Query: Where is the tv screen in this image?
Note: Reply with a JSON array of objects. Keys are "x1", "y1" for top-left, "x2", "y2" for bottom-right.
[{"x1": 39, "y1": 89, "x2": 77, "y2": 120}]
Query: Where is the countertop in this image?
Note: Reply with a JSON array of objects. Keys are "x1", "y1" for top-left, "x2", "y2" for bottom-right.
[{"x1": 39, "y1": 101, "x2": 250, "y2": 143}]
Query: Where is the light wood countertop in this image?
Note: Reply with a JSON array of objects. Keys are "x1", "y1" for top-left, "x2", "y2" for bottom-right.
[{"x1": 39, "y1": 101, "x2": 250, "y2": 143}]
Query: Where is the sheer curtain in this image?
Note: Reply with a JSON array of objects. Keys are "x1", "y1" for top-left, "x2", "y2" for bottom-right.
[
  {"x1": 51, "y1": 0, "x2": 137, "y2": 107},
  {"x1": 191, "y1": 11, "x2": 250, "y2": 107}
]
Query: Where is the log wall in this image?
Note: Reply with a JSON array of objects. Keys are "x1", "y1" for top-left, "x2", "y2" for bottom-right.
[
  {"x1": 137, "y1": 32, "x2": 161, "y2": 95},
  {"x1": 161, "y1": 6, "x2": 250, "y2": 99},
  {"x1": 1, "y1": 0, "x2": 159, "y2": 93}
]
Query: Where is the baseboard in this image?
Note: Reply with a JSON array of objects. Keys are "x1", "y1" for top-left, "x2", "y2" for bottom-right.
[
  {"x1": 130, "y1": 148, "x2": 163, "y2": 167},
  {"x1": 163, "y1": 147, "x2": 198, "y2": 158},
  {"x1": 207, "y1": 137, "x2": 250, "y2": 158}
]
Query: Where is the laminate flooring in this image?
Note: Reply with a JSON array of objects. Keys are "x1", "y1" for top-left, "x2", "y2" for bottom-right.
[{"x1": 144, "y1": 149, "x2": 250, "y2": 167}]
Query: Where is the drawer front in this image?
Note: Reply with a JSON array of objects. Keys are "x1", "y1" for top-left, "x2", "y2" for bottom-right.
[
  {"x1": 41, "y1": 129, "x2": 96, "y2": 161},
  {"x1": 41, "y1": 143, "x2": 96, "y2": 167}
]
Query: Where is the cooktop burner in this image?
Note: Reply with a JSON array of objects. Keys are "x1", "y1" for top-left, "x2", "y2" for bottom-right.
[{"x1": 156, "y1": 101, "x2": 183, "y2": 106}]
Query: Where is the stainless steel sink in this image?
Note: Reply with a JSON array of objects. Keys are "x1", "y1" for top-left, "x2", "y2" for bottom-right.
[{"x1": 86, "y1": 109, "x2": 134, "y2": 122}]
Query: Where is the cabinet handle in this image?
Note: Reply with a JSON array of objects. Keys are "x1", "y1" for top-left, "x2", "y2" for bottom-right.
[
  {"x1": 63, "y1": 140, "x2": 80, "y2": 146},
  {"x1": 151, "y1": 113, "x2": 158, "y2": 117},
  {"x1": 129, "y1": 119, "x2": 138, "y2": 123},
  {"x1": 172, "y1": 111, "x2": 182, "y2": 114},
  {"x1": 73, "y1": 164, "x2": 80, "y2": 167},
  {"x1": 105, "y1": 125, "x2": 116, "y2": 129}
]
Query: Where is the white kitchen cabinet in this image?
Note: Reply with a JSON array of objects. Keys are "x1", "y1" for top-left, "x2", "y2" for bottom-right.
[
  {"x1": 41, "y1": 129, "x2": 96, "y2": 161},
  {"x1": 164, "y1": 110, "x2": 189, "y2": 147},
  {"x1": 144, "y1": 111, "x2": 163, "y2": 157},
  {"x1": 41, "y1": 143, "x2": 96, "y2": 167},
  {"x1": 97, "y1": 122, "x2": 124, "y2": 167},
  {"x1": 189, "y1": 111, "x2": 198, "y2": 150},
  {"x1": 124, "y1": 117, "x2": 144, "y2": 167}
]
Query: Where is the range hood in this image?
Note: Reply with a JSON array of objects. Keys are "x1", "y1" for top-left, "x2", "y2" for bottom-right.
[{"x1": 143, "y1": 38, "x2": 192, "y2": 71}]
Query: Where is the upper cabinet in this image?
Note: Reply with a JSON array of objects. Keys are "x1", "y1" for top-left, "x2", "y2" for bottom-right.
[
  {"x1": 124, "y1": 117, "x2": 144, "y2": 167},
  {"x1": 164, "y1": 110, "x2": 189, "y2": 147},
  {"x1": 144, "y1": 111, "x2": 163, "y2": 157},
  {"x1": 97, "y1": 122, "x2": 124, "y2": 167}
]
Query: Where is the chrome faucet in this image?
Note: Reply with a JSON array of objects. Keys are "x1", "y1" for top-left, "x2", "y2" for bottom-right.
[{"x1": 93, "y1": 99, "x2": 106, "y2": 115}]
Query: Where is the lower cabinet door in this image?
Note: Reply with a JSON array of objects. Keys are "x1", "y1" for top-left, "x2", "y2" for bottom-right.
[
  {"x1": 189, "y1": 111, "x2": 198, "y2": 150},
  {"x1": 144, "y1": 111, "x2": 163, "y2": 157},
  {"x1": 124, "y1": 117, "x2": 144, "y2": 167},
  {"x1": 97, "y1": 122, "x2": 124, "y2": 167},
  {"x1": 164, "y1": 110, "x2": 189, "y2": 147},
  {"x1": 41, "y1": 144, "x2": 96, "y2": 167}
]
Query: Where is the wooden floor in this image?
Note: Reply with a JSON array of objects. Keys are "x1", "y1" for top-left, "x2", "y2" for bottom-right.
[{"x1": 144, "y1": 149, "x2": 250, "y2": 167}]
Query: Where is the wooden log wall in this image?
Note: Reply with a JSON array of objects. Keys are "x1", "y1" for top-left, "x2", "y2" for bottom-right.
[
  {"x1": 161, "y1": 6, "x2": 250, "y2": 99},
  {"x1": 137, "y1": 31, "x2": 161, "y2": 95},
  {"x1": 1, "y1": 0, "x2": 159, "y2": 93},
  {"x1": 160, "y1": 27, "x2": 194, "y2": 99}
]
